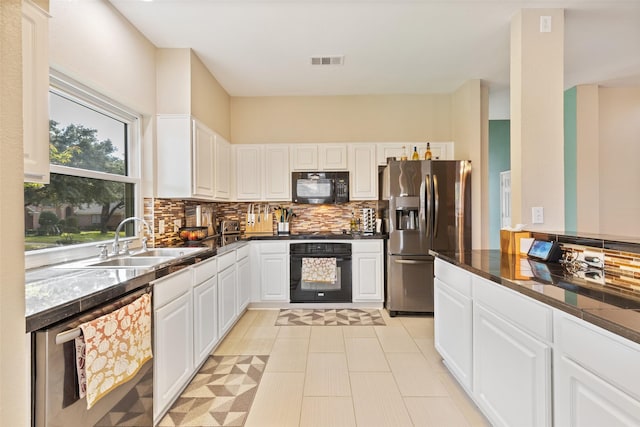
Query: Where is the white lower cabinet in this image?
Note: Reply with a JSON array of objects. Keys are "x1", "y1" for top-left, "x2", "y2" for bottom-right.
[
  {"x1": 352, "y1": 240, "x2": 383, "y2": 302},
  {"x1": 218, "y1": 263, "x2": 237, "y2": 338},
  {"x1": 434, "y1": 277, "x2": 473, "y2": 391},
  {"x1": 473, "y1": 302, "x2": 552, "y2": 427},
  {"x1": 554, "y1": 310, "x2": 640, "y2": 426},
  {"x1": 153, "y1": 269, "x2": 194, "y2": 422},
  {"x1": 257, "y1": 242, "x2": 289, "y2": 302},
  {"x1": 193, "y1": 276, "x2": 218, "y2": 367},
  {"x1": 236, "y1": 255, "x2": 251, "y2": 313}
]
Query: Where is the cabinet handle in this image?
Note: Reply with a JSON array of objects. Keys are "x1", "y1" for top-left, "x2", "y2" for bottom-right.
[{"x1": 394, "y1": 259, "x2": 430, "y2": 265}]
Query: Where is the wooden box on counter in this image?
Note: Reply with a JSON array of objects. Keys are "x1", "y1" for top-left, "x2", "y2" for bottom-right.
[{"x1": 500, "y1": 230, "x2": 531, "y2": 254}]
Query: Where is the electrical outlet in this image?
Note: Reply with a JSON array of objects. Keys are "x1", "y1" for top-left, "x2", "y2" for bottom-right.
[
  {"x1": 540, "y1": 16, "x2": 552, "y2": 32},
  {"x1": 158, "y1": 220, "x2": 165, "y2": 234},
  {"x1": 174, "y1": 219, "x2": 181, "y2": 232},
  {"x1": 532, "y1": 207, "x2": 544, "y2": 224}
]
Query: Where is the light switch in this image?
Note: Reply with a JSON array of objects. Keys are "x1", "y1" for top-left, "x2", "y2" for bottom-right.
[
  {"x1": 532, "y1": 207, "x2": 544, "y2": 224},
  {"x1": 540, "y1": 16, "x2": 552, "y2": 33}
]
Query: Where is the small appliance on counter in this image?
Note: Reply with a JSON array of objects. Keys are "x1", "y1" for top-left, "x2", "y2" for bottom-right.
[{"x1": 219, "y1": 219, "x2": 241, "y2": 246}]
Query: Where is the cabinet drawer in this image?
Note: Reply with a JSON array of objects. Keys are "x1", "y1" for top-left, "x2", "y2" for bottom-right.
[
  {"x1": 352, "y1": 240, "x2": 382, "y2": 253},
  {"x1": 217, "y1": 251, "x2": 236, "y2": 272},
  {"x1": 554, "y1": 309, "x2": 640, "y2": 399},
  {"x1": 193, "y1": 257, "x2": 217, "y2": 284},
  {"x1": 236, "y1": 244, "x2": 250, "y2": 261},
  {"x1": 473, "y1": 276, "x2": 552, "y2": 342},
  {"x1": 153, "y1": 268, "x2": 192, "y2": 308},
  {"x1": 260, "y1": 242, "x2": 288, "y2": 254},
  {"x1": 434, "y1": 259, "x2": 472, "y2": 297}
]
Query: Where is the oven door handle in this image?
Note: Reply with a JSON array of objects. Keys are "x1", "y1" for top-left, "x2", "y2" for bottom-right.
[
  {"x1": 394, "y1": 259, "x2": 430, "y2": 265},
  {"x1": 55, "y1": 328, "x2": 82, "y2": 345}
]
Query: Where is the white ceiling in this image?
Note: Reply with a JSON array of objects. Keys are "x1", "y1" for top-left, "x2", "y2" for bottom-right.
[{"x1": 109, "y1": 0, "x2": 640, "y2": 99}]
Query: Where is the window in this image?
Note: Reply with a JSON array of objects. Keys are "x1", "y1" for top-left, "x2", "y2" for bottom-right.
[{"x1": 25, "y1": 71, "x2": 141, "y2": 261}]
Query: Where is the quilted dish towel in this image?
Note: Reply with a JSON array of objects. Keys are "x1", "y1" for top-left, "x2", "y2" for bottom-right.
[
  {"x1": 301, "y1": 257, "x2": 337, "y2": 283},
  {"x1": 76, "y1": 293, "x2": 153, "y2": 409}
]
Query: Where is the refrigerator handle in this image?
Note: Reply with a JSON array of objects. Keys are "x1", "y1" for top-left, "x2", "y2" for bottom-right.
[
  {"x1": 434, "y1": 174, "x2": 440, "y2": 238},
  {"x1": 425, "y1": 174, "x2": 431, "y2": 238}
]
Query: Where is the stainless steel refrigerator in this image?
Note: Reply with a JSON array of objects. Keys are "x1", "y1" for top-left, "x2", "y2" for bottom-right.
[{"x1": 382, "y1": 160, "x2": 471, "y2": 316}]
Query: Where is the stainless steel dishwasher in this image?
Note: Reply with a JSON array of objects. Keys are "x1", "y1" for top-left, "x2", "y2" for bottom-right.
[{"x1": 32, "y1": 286, "x2": 153, "y2": 427}]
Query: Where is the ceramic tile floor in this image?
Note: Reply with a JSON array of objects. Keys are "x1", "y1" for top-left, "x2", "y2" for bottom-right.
[{"x1": 165, "y1": 309, "x2": 490, "y2": 427}]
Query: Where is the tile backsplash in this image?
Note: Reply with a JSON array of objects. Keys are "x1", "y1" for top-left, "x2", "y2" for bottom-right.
[{"x1": 145, "y1": 198, "x2": 382, "y2": 246}]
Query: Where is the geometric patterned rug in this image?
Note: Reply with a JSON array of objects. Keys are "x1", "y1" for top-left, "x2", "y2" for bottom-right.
[
  {"x1": 158, "y1": 355, "x2": 268, "y2": 427},
  {"x1": 275, "y1": 308, "x2": 386, "y2": 326}
]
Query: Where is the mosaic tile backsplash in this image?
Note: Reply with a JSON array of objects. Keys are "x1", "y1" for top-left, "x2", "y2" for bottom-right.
[{"x1": 145, "y1": 198, "x2": 381, "y2": 246}]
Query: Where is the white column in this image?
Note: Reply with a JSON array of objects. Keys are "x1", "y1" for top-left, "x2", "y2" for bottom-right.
[{"x1": 510, "y1": 9, "x2": 565, "y2": 230}]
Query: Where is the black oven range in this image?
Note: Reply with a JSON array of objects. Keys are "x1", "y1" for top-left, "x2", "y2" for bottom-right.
[{"x1": 290, "y1": 242, "x2": 352, "y2": 303}]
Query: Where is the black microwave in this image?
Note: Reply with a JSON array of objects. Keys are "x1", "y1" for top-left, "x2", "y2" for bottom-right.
[{"x1": 292, "y1": 171, "x2": 349, "y2": 204}]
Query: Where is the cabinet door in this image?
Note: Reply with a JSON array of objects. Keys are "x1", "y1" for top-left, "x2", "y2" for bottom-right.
[
  {"x1": 264, "y1": 145, "x2": 290, "y2": 200},
  {"x1": 320, "y1": 144, "x2": 348, "y2": 170},
  {"x1": 554, "y1": 354, "x2": 640, "y2": 426},
  {"x1": 260, "y1": 253, "x2": 289, "y2": 301},
  {"x1": 193, "y1": 120, "x2": 215, "y2": 198},
  {"x1": 22, "y1": 1, "x2": 49, "y2": 184},
  {"x1": 154, "y1": 291, "x2": 193, "y2": 421},
  {"x1": 218, "y1": 266, "x2": 237, "y2": 337},
  {"x1": 348, "y1": 144, "x2": 377, "y2": 200},
  {"x1": 214, "y1": 134, "x2": 231, "y2": 200},
  {"x1": 291, "y1": 145, "x2": 318, "y2": 170},
  {"x1": 352, "y1": 253, "x2": 383, "y2": 302},
  {"x1": 473, "y1": 302, "x2": 552, "y2": 427},
  {"x1": 235, "y1": 145, "x2": 263, "y2": 200},
  {"x1": 434, "y1": 278, "x2": 473, "y2": 391},
  {"x1": 376, "y1": 143, "x2": 406, "y2": 165},
  {"x1": 236, "y1": 256, "x2": 251, "y2": 313},
  {"x1": 193, "y1": 277, "x2": 218, "y2": 367},
  {"x1": 429, "y1": 142, "x2": 454, "y2": 160}
]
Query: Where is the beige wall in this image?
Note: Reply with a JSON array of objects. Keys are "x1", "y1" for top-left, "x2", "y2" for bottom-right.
[
  {"x1": 1, "y1": 0, "x2": 29, "y2": 424},
  {"x1": 156, "y1": 49, "x2": 191, "y2": 114},
  {"x1": 230, "y1": 94, "x2": 453, "y2": 144},
  {"x1": 190, "y1": 51, "x2": 231, "y2": 140},
  {"x1": 510, "y1": 9, "x2": 565, "y2": 231},
  {"x1": 575, "y1": 85, "x2": 600, "y2": 232},
  {"x1": 452, "y1": 79, "x2": 484, "y2": 249},
  {"x1": 599, "y1": 87, "x2": 640, "y2": 236},
  {"x1": 49, "y1": 0, "x2": 157, "y2": 196}
]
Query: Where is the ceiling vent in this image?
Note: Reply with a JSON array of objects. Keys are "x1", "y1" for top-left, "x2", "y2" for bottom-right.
[{"x1": 310, "y1": 56, "x2": 344, "y2": 66}]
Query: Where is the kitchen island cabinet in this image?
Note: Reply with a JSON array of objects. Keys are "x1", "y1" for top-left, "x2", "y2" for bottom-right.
[{"x1": 432, "y1": 250, "x2": 640, "y2": 427}]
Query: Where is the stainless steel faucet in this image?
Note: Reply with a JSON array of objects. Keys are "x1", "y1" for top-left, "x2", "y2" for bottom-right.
[{"x1": 112, "y1": 216, "x2": 151, "y2": 256}]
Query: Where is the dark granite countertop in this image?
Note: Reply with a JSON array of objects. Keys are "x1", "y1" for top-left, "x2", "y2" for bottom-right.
[
  {"x1": 244, "y1": 232, "x2": 388, "y2": 241},
  {"x1": 23, "y1": 243, "x2": 254, "y2": 333},
  {"x1": 431, "y1": 249, "x2": 640, "y2": 345}
]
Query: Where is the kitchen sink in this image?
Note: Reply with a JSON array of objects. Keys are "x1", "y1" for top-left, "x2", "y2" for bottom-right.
[
  {"x1": 129, "y1": 247, "x2": 206, "y2": 258},
  {"x1": 85, "y1": 257, "x2": 174, "y2": 268}
]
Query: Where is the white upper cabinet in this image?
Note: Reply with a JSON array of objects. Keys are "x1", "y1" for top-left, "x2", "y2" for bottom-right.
[
  {"x1": 291, "y1": 144, "x2": 347, "y2": 171},
  {"x1": 376, "y1": 142, "x2": 455, "y2": 165},
  {"x1": 235, "y1": 145, "x2": 263, "y2": 200},
  {"x1": 157, "y1": 115, "x2": 230, "y2": 201},
  {"x1": 348, "y1": 144, "x2": 377, "y2": 200},
  {"x1": 264, "y1": 145, "x2": 290, "y2": 200},
  {"x1": 214, "y1": 134, "x2": 231, "y2": 200},
  {"x1": 192, "y1": 120, "x2": 215, "y2": 198},
  {"x1": 319, "y1": 144, "x2": 348, "y2": 170},
  {"x1": 22, "y1": 1, "x2": 49, "y2": 184},
  {"x1": 290, "y1": 145, "x2": 318, "y2": 171}
]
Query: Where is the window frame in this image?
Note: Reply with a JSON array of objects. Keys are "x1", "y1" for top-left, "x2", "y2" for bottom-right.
[{"x1": 25, "y1": 70, "x2": 143, "y2": 269}]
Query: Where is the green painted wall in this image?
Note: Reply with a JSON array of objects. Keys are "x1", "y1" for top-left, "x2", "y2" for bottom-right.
[
  {"x1": 488, "y1": 120, "x2": 511, "y2": 249},
  {"x1": 564, "y1": 87, "x2": 577, "y2": 232}
]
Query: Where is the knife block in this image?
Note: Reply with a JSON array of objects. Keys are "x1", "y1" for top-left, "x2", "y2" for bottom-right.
[{"x1": 245, "y1": 213, "x2": 273, "y2": 235}]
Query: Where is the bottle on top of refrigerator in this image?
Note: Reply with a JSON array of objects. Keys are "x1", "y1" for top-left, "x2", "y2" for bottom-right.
[
  {"x1": 400, "y1": 146, "x2": 408, "y2": 161},
  {"x1": 411, "y1": 146, "x2": 419, "y2": 160},
  {"x1": 424, "y1": 142, "x2": 432, "y2": 160}
]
